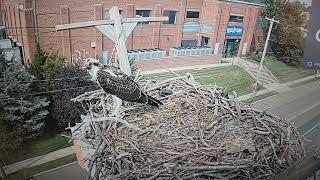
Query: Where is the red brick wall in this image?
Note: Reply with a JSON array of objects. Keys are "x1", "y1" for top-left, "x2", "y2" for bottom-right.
[
  {"x1": 1, "y1": 0, "x2": 265, "y2": 63},
  {"x1": 0, "y1": 0, "x2": 36, "y2": 63}
]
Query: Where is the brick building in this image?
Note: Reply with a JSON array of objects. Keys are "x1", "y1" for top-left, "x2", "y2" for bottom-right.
[{"x1": 0, "y1": 0, "x2": 265, "y2": 64}]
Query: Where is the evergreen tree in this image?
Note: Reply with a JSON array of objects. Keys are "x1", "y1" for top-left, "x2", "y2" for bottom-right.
[
  {"x1": 29, "y1": 44, "x2": 65, "y2": 91},
  {"x1": 50, "y1": 64, "x2": 97, "y2": 129},
  {"x1": 0, "y1": 54, "x2": 49, "y2": 140}
]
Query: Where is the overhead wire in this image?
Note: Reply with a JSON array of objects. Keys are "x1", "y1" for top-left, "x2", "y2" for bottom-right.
[
  {"x1": 0, "y1": 85, "x2": 98, "y2": 100},
  {"x1": 0, "y1": 75, "x2": 91, "y2": 84}
]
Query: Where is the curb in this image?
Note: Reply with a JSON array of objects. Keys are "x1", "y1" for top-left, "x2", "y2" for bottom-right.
[{"x1": 33, "y1": 162, "x2": 78, "y2": 177}]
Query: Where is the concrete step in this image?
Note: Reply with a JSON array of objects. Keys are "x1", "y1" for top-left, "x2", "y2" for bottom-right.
[
  {"x1": 247, "y1": 69, "x2": 276, "y2": 82},
  {"x1": 250, "y1": 68, "x2": 270, "y2": 75},
  {"x1": 255, "y1": 74, "x2": 277, "y2": 85},
  {"x1": 258, "y1": 75, "x2": 277, "y2": 84},
  {"x1": 238, "y1": 59, "x2": 277, "y2": 85}
]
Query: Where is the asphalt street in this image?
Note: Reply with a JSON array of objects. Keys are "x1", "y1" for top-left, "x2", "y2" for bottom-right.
[
  {"x1": 35, "y1": 80, "x2": 320, "y2": 180},
  {"x1": 253, "y1": 80, "x2": 320, "y2": 148}
]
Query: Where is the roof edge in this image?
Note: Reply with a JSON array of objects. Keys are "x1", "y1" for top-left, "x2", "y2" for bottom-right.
[{"x1": 223, "y1": 0, "x2": 266, "y2": 7}]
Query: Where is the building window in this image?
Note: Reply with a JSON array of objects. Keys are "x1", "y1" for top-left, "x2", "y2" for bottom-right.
[
  {"x1": 104, "y1": 10, "x2": 122, "y2": 20},
  {"x1": 257, "y1": 17, "x2": 267, "y2": 28},
  {"x1": 181, "y1": 40, "x2": 198, "y2": 47},
  {"x1": 229, "y1": 15, "x2": 244, "y2": 22},
  {"x1": 186, "y1": 11, "x2": 199, "y2": 18},
  {"x1": 163, "y1": 10, "x2": 177, "y2": 24},
  {"x1": 136, "y1": 10, "x2": 151, "y2": 24}
]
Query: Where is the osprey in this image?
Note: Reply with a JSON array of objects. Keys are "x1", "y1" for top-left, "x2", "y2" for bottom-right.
[{"x1": 85, "y1": 58, "x2": 162, "y2": 107}]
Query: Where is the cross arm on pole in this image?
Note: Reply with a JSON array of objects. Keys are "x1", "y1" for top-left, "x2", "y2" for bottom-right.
[
  {"x1": 54, "y1": 6, "x2": 169, "y2": 77},
  {"x1": 265, "y1": 17, "x2": 280, "y2": 24}
]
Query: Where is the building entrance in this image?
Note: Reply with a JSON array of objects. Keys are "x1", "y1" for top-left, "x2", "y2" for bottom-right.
[{"x1": 223, "y1": 39, "x2": 240, "y2": 58}]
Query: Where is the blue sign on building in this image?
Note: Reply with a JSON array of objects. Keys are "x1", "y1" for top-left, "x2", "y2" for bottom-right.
[{"x1": 226, "y1": 26, "x2": 244, "y2": 36}]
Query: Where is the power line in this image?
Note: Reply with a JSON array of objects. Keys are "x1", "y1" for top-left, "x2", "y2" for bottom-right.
[
  {"x1": 0, "y1": 75, "x2": 91, "y2": 85},
  {"x1": 0, "y1": 85, "x2": 98, "y2": 100}
]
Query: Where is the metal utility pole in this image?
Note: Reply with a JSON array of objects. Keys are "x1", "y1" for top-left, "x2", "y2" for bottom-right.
[{"x1": 256, "y1": 17, "x2": 279, "y2": 85}]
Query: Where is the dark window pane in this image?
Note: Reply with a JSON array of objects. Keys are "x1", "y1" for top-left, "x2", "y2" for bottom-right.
[
  {"x1": 163, "y1": 10, "x2": 177, "y2": 24},
  {"x1": 186, "y1": 11, "x2": 199, "y2": 18},
  {"x1": 229, "y1": 15, "x2": 244, "y2": 22},
  {"x1": 181, "y1": 40, "x2": 198, "y2": 47},
  {"x1": 257, "y1": 17, "x2": 267, "y2": 28},
  {"x1": 136, "y1": 10, "x2": 151, "y2": 17},
  {"x1": 136, "y1": 10, "x2": 151, "y2": 24},
  {"x1": 201, "y1": 36, "x2": 210, "y2": 46}
]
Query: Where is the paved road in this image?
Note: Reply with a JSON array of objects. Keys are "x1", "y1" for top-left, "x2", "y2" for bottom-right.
[
  {"x1": 253, "y1": 80, "x2": 320, "y2": 148},
  {"x1": 253, "y1": 80, "x2": 320, "y2": 179},
  {"x1": 35, "y1": 163, "x2": 88, "y2": 180}
]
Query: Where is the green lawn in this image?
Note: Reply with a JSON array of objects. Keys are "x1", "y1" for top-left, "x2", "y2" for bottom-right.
[
  {"x1": 265, "y1": 57, "x2": 316, "y2": 83},
  {"x1": 5, "y1": 154, "x2": 76, "y2": 180},
  {"x1": 5, "y1": 134, "x2": 72, "y2": 165},
  {"x1": 146, "y1": 66, "x2": 256, "y2": 96}
]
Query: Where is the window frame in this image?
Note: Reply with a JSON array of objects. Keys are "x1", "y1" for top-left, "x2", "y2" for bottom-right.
[
  {"x1": 163, "y1": 10, "x2": 177, "y2": 25},
  {"x1": 181, "y1": 39, "x2": 198, "y2": 48},
  {"x1": 136, "y1": 10, "x2": 152, "y2": 25},
  {"x1": 186, "y1": 11, "x2": 200, "y2": 19},
  {"x1": 229, "y1": 15, "x2": 244, "y2": 23}
]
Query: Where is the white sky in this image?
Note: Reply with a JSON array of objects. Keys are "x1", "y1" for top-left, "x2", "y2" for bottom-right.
[{"x1": 295, "y1": 0, "x2": 312, "y2": 6}]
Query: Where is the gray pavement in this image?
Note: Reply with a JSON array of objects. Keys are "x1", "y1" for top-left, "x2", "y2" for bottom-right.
[
  {"x1": 252, "y1": 80, "x2": 320, "y2": 121},
  {"x1": 252, "y1": 80, "x2": 320, "y2": 146},
  {"x1": 35, "y1": 163, "x2": 88, "y2": 180},
  {"x1": 253, "y1": 80, "x2": 320, "y2": 178}
]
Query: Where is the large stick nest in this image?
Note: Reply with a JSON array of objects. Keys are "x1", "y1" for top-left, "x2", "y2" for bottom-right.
[{"x1": 71, "y1": 74, "x2": 304, "y2": 180}]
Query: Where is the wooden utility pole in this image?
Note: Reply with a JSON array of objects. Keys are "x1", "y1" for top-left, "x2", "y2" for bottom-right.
[
  {"x1": 56, "y1": 6, "x2": 168, "y2": 76},
  {"x1": 256, "y1": 17, "x2": 279, "y2": 85}
]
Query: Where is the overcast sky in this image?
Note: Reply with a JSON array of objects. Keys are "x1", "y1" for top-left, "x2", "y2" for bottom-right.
[{"x1": 295, "y1": 0, "x2": 312, "y2": 6}]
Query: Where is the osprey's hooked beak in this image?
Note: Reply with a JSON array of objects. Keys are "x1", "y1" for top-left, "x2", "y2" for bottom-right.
[{"x1": 85, "y1": 64, "x2": 92, "y2": 70}]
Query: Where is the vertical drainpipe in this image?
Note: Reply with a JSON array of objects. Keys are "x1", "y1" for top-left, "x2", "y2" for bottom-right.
[{"x1": 32, "y1": 0, "x2": 38, "y2": 43}]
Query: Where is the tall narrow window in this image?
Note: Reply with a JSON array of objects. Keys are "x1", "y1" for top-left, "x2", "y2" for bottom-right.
[
  {"x1": 186, "y1": 11, "x2": 200, "y2": 18},
  {"x1": 163, "y1": 10, "x2": 177, "y2": 24},
  {"x1": 136, "y1": 10, "x2": 151, "y2": 24}
]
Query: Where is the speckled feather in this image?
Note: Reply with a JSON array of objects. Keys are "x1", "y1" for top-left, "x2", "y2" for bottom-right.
[{"x1": 96, "y1": 65, "x2": 148, "y2": 103}]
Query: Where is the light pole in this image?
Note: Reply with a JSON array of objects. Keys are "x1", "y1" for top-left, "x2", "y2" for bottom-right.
[{"x1": 256, "y1": 17, "x2": 279, "y2": 85}]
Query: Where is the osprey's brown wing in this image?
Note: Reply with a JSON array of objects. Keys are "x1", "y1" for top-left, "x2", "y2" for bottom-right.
[{"x1": 96, "y1": 66, "x2": 148, "y2": 103}]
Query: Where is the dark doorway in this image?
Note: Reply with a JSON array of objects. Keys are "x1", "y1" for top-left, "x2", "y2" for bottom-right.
[
  {"x1": 223, "y1": 39, "x2": 240, "y2": 58},
  {"x1": 201, "y1": 36, "x2": 210, "y2": 47}
]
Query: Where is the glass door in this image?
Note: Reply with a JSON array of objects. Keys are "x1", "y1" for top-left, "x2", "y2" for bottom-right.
[{"x1": 223, "y1": 39, "x2": 240, "y2": 58}]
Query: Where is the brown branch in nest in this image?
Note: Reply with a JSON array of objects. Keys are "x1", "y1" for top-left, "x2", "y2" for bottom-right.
[{"x1": 70, "y1": 75, "x2": 305, "y2": 180}]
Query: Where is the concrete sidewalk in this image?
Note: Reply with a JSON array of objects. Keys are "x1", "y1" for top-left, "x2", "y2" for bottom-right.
[
  {"x1": 137, "y1": 54, "x2": 221, "y2": 71},
  {"x1": 141, "y1": 62, "x2": 232, "y2": 75},
  {"x1": 4, "y1": 146, "x2": 74, "y2": 174}
]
